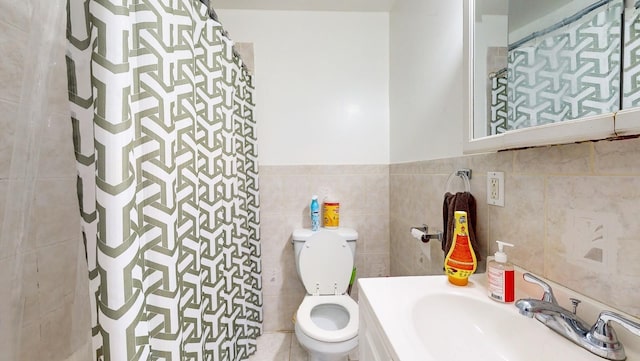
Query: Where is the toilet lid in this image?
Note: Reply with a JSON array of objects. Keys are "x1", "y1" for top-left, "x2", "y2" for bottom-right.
[{"x1": 298, "y1": 232, "x2": 353, "y2": 295}]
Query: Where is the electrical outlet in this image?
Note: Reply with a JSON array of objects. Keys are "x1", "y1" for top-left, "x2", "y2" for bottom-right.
[{"x1": 487, "y1": 171, "x2": 504, "y2": 207}]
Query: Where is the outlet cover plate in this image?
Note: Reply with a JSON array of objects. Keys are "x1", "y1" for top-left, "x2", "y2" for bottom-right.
[{"x1": 487, "y1": 171, "x2": 505, "y2": 207}]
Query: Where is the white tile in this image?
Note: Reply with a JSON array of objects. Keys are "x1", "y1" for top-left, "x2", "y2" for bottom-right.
[
  {"x1": 262, "y1": 294, "x2": 302, "y2": 332},
  {"x1": 513, "y1": 142, "x2": 591, "y2": 174},
  {"x1": 594, "y1": 137, "x2": 640, "y2": 174}
]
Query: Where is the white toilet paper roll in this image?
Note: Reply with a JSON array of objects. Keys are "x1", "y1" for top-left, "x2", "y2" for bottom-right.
[{"x1": 411, "y1": 227, "x2": 426, "y2": 240}]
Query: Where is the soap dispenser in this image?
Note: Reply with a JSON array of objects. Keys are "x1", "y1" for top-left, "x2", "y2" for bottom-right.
[{"x1": 487, "y1": 241, "x2": 515, "y2": 303}]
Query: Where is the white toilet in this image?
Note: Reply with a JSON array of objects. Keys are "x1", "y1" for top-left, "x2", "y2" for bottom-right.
[{"x1": 291, "y1": 228, "x2": 359, "y2": 361}]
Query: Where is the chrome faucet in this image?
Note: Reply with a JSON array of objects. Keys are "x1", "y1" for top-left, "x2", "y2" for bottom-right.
[{"x1": 515, "y1": 273, "x2": 640, "y2": 361}]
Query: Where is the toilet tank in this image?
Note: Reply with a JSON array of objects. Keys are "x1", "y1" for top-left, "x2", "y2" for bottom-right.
[{"x1": 292, "y1": 228, "x2": 358, "y2": 278}]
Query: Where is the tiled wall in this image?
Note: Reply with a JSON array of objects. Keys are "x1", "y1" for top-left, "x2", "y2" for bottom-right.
[
  {"x1": 259, "y1": 165, "x2": 389, "y2": 332},
  {"x1": 390, "y1": 137, "x2": 640, "y2": 318},
  {"x1": 0, "y1": 1, "x2": 92, "y2": 360}
]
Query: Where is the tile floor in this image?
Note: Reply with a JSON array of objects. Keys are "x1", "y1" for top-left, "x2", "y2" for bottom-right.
[
  {"x1": 246, "y1": 332, "x2": 358, "y2": 361},
  {"x1": 246, "y1": 332, "x2": 306, "y2": 361}
]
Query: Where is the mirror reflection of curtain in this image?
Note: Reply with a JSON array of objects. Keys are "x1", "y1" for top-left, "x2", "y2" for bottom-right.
[
  {"x1": 507, "y1": 1, "x2": 622, "y2": 130},
  {"x1": 66, "y1": 0, "x2": 263, "y2": 360},
  {"x1": 489, "y1": 75, "x2": 508, "y2": 135},
  {"x1": 623, "y1": 1, "x2": 640, "y2": 108}
]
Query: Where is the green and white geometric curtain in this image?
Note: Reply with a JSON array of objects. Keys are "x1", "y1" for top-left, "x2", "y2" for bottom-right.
[
  {"x1": 66, "y1": 1, "x2": 262, "y2": 360},
  {"x1": 507, "y1": 1, "x2": 621, "y2": 129},
  {"x1": 623, "y1": 0, "x2": 640, "y2": 108},
  {"x1": 489, "y1": 74, "x2": 508, "y2": 135}
]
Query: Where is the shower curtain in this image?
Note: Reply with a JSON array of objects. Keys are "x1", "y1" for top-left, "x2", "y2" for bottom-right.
[{"x1": 65, "y1": 0, "x2": 262, "y2": 360}]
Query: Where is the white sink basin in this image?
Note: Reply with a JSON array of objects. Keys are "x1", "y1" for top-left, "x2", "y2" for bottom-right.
[
  {"x1": 411, "y1": 292, "x2": 587, "y2": 361},
  {"x1": 358, "y1": 273, "x2": 639, "y2": 361}
]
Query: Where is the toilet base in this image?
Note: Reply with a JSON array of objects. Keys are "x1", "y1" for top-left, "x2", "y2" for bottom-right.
[{"x1": 294, "y1": 323, "x2": 357, "y2": 361}]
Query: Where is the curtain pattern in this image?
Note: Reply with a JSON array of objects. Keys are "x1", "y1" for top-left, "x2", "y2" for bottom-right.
[
  {"x1": 66, "y1": 0, "x2": 262, "y2": 360},
  {"x1": 623, "y1": 1, "x2": 640, "y2": 108},
  {"x1": 507, "y1": 2, "x2": 621, "y2": 130},
  {"x1": 488, "y1": 75, "x2": 508, "y2": 135}
]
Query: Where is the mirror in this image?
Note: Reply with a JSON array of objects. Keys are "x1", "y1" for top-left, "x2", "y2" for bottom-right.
[
  {"x1": 472, "y1": 0, "x2": 508, "y2": 139},
  {"x1": 464, "y1": 0, "x2": 633, "y2": 153}
]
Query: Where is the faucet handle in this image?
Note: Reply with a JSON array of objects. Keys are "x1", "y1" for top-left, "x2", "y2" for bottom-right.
[
  {"x1": 586, "y1": 311, "x2": 640, "y2": 360},
  {"x1": 522, "y1": 273, "x2": 558, "y2": 305},
  {"x1": 570, "y1": 298, "x2": 582, "y2": 315},
  {"x1": 591, "y1": 311, "x2": 640, "y2": 339}
]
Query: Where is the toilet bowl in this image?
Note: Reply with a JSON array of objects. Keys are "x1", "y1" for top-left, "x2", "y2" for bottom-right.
[
  {"x1": 292, "y1": 228, "x2": 359, "y2": 361},
  {"x1": 295, "y1": 295, "x2": 358, "y2": 361}
]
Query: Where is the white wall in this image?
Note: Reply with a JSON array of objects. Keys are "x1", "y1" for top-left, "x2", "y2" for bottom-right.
[
  {"x1": 389, "y1": 1, "x2": 465, "y2": 162},
  {"x1": 216, "y1": 10, "x2": 390, "y2": 166}
]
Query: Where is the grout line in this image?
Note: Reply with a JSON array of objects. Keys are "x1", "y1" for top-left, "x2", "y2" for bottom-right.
[
  {"x1": 287, "y1": 330, "x2": 293, "y2": 361},
  {"x1": 589, "y1": 142, "x2": 596, "y2": 175},
  {"x1": 543, "y1": 174, "x2": 548, "y2": 278}
]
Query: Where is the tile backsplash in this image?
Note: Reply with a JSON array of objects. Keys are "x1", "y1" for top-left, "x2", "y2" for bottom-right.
[
  {"x1": 263, "y1": 137, "x2": 640, "y2": 331},
  {"x1": 390, "y1": 137, "x2": 640, "y2": 318}
]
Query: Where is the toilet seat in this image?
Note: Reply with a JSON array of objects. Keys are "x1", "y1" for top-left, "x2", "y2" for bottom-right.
[{"x1": 296, "y1": 295, "x2": 358, "y2": 343}]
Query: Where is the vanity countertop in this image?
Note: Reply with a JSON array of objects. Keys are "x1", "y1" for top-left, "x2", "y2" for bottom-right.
[{"x1": 358, "y1": 271, "x2": 640, "y2": 361}]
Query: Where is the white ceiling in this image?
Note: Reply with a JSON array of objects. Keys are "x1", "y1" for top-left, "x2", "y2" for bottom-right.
[{"x1": 213, "y1": 0, "x2": 397, "y2": 12}]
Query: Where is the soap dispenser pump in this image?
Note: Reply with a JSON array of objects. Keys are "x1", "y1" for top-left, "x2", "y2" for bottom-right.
[{"x1": 487, "y1": 241, "x2": 515, "y2": 303}]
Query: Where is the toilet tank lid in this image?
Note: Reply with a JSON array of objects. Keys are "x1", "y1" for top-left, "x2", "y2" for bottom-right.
[{"x1": 292, "y1": 228, "x2": 358, "y2": 242}]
